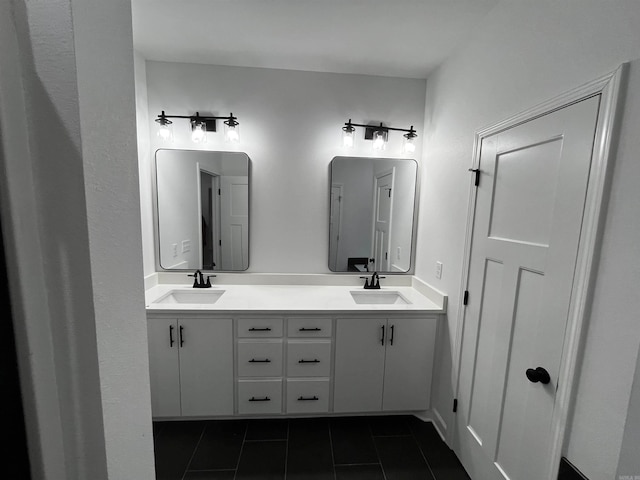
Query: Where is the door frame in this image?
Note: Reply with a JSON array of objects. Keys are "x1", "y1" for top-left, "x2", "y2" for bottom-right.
[
  {"x1": 452, "y1": 65, "x2": 626, "y2": 479},
  {"x1": 329, "y1": 183, "x2": 344, "y2": 271}
]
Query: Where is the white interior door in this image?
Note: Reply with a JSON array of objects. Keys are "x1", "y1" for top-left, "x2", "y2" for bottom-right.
[
  {"x1": 220, "y1": 175, "x2": 248, "y2": 270},
  {"x1": 372, "y1": 171, "x2": 394, "y2": 271},
  {"x1": 456, "y1": 96, "x2": 600, "y2": 480}
]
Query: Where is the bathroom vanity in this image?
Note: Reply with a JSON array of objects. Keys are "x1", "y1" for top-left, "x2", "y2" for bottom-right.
[{"x1": 145, "y1": 277, "x2": 445, "y2": 419}]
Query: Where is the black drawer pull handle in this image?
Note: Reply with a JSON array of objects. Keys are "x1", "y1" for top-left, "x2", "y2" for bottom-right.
[
  {"x1": 169, "y1": 325, "x2": 175, "y2": 347},
  {"x1": 249, "y1": 396, "x2": 271, "y2": 402},
  {"x1": 248, "y1": 327, "x2": 272, "y2": 332},
  {"x1": 298, "y1": 359, "x2": 320, "y2": 364},
  {"x1": 297, "y1": 396, "x2": 319, "y2": 401},
  {"x1": 248, "y1": 358, "x2": 271, "y2": 363},
  {"x1": 179, "y1": 325, "x2": 184, "y2": 347},
  {"x1": 299, "y1": 327, "x2": 322, "y2": 331}
]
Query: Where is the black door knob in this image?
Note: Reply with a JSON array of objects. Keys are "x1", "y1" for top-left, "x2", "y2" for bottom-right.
[{"x1": 526, "y1": 367, "x2": 551, "y2": 385}]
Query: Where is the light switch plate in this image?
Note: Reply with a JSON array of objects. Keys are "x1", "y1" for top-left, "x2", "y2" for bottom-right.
[{"x1": 435, "y1": 261, "x2": 443, "y2": 279}]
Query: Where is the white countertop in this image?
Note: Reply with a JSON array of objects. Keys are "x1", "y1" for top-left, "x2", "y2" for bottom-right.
[{"x1": 145, "y1": 283, "x2": 445, "y2": 314}]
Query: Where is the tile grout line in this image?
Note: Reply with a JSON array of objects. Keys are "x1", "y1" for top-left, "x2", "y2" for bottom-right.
[
  {"x1": 369, "y1": 421, "x2": 388, "y2": 480},
  {"x1": 327, "y1": 421, "x2": 338, "y2": 480},
  {"x1": 180, "y1": 422, "x2": 207, "y2": 480},
  {"x1": 283, "y1": 419, "x2": 290, "y2": 480},
  {"x1": 410, "y1": 428, "x2": 438, "y2": 480},
  {"x1": 232, "y1": 421, "x2": 249, "y2": 480}
]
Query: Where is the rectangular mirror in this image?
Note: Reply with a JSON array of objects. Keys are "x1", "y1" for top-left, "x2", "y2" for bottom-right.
[
  {"x1": 155, "y1": 149, "x2": 249, "y2": 271},
  {"x1": 329, "y1": 156, "x2": 418, "y2": 273}
]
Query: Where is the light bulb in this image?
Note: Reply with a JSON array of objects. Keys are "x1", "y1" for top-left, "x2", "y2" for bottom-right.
[
  {"x1": 155, "y1": 112, "x2": 173, "y2": 142},
  {"x1": 342, "y1": 128, "x2": 355, "y2": 148},
  {"x1": 402, "y1": 129, "x2": 417, "y2": 155},
  {"x1": 225, "y1": 124, "x2": 240, "y2": 143},
  {"x1": 191, "y1": 121, "x2": 207, "y2": 143},
  {"x1": 402, "y1": 136, "x2": 416, "y2": 154},
  {"x1": 224, "y1": 115, "x2": 240, "y2": 144},
  {"x1": 157, "y1": 124, "x2": 173, "y2": 142},
  {"x1": 372, "y1": 130, "x2": 387, "y2": 151}
]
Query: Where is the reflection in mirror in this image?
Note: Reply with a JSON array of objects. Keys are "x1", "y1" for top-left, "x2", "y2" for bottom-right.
[
  {"x1": 156, "y1": 149, "x2": 249, "y2": 271},
  {"x1": 329, "y1": 156, "x2": 418, "y2": 273}
]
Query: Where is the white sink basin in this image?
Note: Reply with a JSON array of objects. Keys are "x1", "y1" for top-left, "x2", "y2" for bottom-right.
[
  {"x1": 350, "y1": 290, "x2": 411, "y2": 305},
  {"x1": 154, "y1": 289, "x2": 225, "y2": 305}
]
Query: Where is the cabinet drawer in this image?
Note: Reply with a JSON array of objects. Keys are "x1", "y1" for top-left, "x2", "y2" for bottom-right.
[
  {"x1": 287, "y1": 317, "x2": 332, "y2": 337},
  {"x1": 238, "y1": 379, "x2": 283, "y2": 415},
  {"x1": 286, "y1": 341, "x2": 331, "y2": 377},
  {"x1": 237, "y1": 318, "x2": 283, "y2": 338},
  {"x1": 237, "y1": 341, "x2": 283, "y2": 377},
  {"x1": 286, "y1": 379, "x2": 330, "y2": 414}
]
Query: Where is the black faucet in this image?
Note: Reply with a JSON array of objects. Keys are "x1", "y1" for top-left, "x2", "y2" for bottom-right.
[
  {"x1": 360, "y1": 271, "x2": 385, "y2": 289},
  {"x1": 188, "y1": 270, "x2": 215, "y2": 288}
]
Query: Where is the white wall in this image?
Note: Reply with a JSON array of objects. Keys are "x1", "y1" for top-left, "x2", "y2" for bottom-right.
[
  {"x1": 142, "y1": 61, "x2": 426, "y2": 273},
  {"x1": 4, "y1": 0, "x2": 155, "y2": 478},
  {"x1": 415, "y1": 1, "x2": 640, "y2": 478},
  {"x1": 135, "y1": 52, "x2": 156, "y2": 278}
]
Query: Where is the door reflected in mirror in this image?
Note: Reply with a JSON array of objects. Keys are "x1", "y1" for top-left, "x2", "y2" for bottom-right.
[
  {"x1": 155, "y1": 149, "x2": 249, "y2": 271},
  {"x1": 329, "y1": 156, "x2": 418, "y2": 273}
]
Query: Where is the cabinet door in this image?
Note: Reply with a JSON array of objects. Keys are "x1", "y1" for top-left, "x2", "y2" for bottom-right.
[
  {"x1": 334, "y1": 317, "x2": 386, "y2": 412},
  {"x1": 147, "y1": 317, "x2": 180, "y2": 417},
  {"x1": 383, "y1": 317, "x2": 437, "y2": 411},
  {"x1": 178, "y1": 317, "x2": 234, "y2": 416}
]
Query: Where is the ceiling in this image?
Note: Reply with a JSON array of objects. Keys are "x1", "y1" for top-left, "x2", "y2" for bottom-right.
[{"x1": 132, "y1": 0, "x2": 498, "y2": 79}]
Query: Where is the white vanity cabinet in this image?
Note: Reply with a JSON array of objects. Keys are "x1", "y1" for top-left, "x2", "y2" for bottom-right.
[
  {"x1": 333, "y1": 315, "x2": 437, "y2": 413},
  {"x1": 147, "y1": 308, "x2": 439, "y2": 418},
  {"x1": 147, "y1": 315, "x2": 234, "y2": 417}
]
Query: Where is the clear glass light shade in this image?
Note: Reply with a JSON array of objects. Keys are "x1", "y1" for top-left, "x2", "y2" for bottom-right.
[
  {"x1": 191, "y1": 121, "x2": 207, "y2": 143},
  {"x1": 157, "y1": 122, "x2": 173, "y2": 142},
  {"x1": 402, "y1": 135, "x2": 416, "y2": 154},
  {"x1": 372, "y1": 130, "x2": 387, "y2": 151},
  {"x1": 224, "y1": 123, "x2": 240, "y2": 144},
  {"x1": 342, "y1": 128, "x2": 355, "y2": 148}
]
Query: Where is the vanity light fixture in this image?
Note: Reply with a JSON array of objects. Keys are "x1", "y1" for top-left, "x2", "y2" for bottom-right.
[
  {"x1": 190, "y1": 114, "x2": 207, "y2": 144},
  {"x1": 155, "y1": 111, "x2": 240, "y2": 144},
  {"x1": 223, "y1": 115, "x2": 240, "y2": 144},
  {"x1": 341, "y1": 120, "x2": 417, "y2": 154},
  {"x1": 372, "y1": 129, "x2": 388, "y2": 151},
  {"x1": 156, "y1": 112, "x2": 173, "y2": 142},
  {"x1": 402, "y1": 128, "x2": 417, "y2": 154},
  {"x1": 342, "y1": 119, "x2": 356, "y2": 148}
]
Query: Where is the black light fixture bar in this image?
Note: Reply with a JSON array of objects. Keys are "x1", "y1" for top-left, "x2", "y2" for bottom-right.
[
  {"x1": 156, "y1": 110, "x2": 239, "y2": 132},
  {"x1": 343, "y1": 119, "x2": 417, "y2": 139}
]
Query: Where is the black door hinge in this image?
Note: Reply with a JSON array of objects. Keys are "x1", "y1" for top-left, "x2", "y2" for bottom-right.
[
  {"x1": 468, "y1": 168, "x2": 480, "y2": 186},
  {"x1": 453, "y1": 398, "x2": 458, "y2": 413},
  {"x1": 219, "y1": 239, "x2": 222, "y2": 246},
  {"x1": 218, "y1": 188, "x2": 221, "y2": 195},
  {"x1": 388, "y1": 188, "x2": 392, "y2": 198},
  {"x1": 385, "y1": 252, "x2": 388, "y2": 260},
  {"x1": 463, "y1": 290, "x2": 469, "y2": 305}
]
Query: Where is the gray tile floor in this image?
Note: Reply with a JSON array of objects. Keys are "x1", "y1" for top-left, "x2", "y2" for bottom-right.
[{"x1": 153, "y1": 415, "x2": 471, "y2": 480}]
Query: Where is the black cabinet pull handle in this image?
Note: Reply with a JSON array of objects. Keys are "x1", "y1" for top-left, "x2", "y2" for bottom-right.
[
  {"x1": 179, "y1": 325, "x2": 184, "y2": 347},
  {"x1": 299, "y1": 327, "x2": 322, "y2": 331},
  {"x1": 249, "y1": 396, "x2": 271, "y2": 402},
  {"x1": 381, "y1": 325, "x2": 385, "y2": 346},
  {"x1": 390, "y1": 325, "x2": 395, "y2": 346},
  {"x1": 298, "y1": 359, "x2": 320, "y2": 364},
  {"x1": 526, "y1": 367, "x2": 551, "y2": 385},
  {"x1": 297, "y1": 396, "x2": 319, "y2": 401},
  {"x1": 169, "y1": 325, "x2": 175, "y2": 347},
  {"x1": 248, "y1": 327, "x2": 272, "y2": 332},
  {"x1": 248, "y1": 358, "x2": 271, "y2": 363}
]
